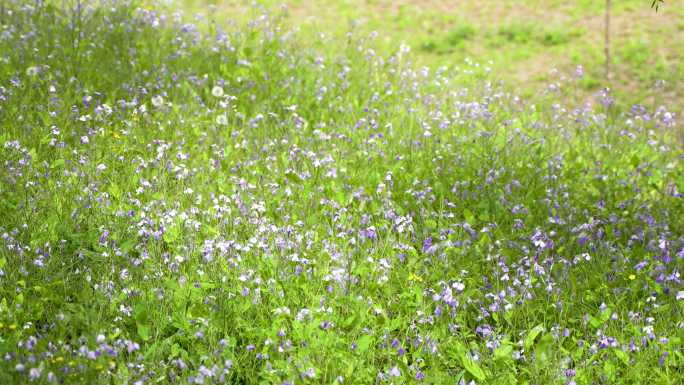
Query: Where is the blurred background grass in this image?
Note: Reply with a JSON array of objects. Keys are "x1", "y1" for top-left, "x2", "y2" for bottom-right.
[{"x1": 173, "y1": 0, "x2": 683, "y2": 113}]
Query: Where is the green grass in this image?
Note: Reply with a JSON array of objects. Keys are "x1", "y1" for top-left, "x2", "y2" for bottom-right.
[
  {"x1": 184, "y1": 0, "x2": 684, "y2": 113},
  {"x1": 0, "y1": 1, "x2": 682, "y2": 384}
]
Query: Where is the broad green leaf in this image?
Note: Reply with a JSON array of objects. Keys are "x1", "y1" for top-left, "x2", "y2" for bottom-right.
[
  {"x1": 461, "y1": 355, "x2": 487, "y2": 381},
  {"x1": 137, "y1": 323, "x2": 151, "y2": 341},
  {"x1": 614, "y1": 349, "x2": 629, "y2": 365},
  {"x1": 534, "y1": 333, "x2": 554, "y2": 361},
  {"x1": 51, "y1": 158, "x2": 65, "y2": 169},
  {"x1": 463, "y1": 208, "x2": 475, "y2": 223},
  {"x1": 479, "y1": 232, "x2": 491, "y2": 247},
  {"x1": 356, "y1": 335, "x2": 373, "y2": 353},
  {"x1": 494, "y1": 342, "x2": 513, "y2": 361},
  {"x1": 524, "y1": 324, "x2": 545, "y2": 351}
]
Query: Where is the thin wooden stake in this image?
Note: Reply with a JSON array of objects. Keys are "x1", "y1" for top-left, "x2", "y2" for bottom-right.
[{"x1": 605, "y1": 0, "x2": 611, "y2": 81}]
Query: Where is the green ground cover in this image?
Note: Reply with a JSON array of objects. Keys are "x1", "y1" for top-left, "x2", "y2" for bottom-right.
[
  {"x1": 182, "y1": 0, "x2": 684, "y2": 116},
  {"x1": 0, "y1": 1, "x2": 682, "y2": 384}
]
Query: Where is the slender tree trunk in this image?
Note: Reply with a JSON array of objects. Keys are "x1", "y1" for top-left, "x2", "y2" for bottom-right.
[{"x1": 605, "y1": 0, "x2": 611, "y2": 81}]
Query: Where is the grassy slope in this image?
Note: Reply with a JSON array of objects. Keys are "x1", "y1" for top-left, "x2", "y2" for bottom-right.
[
  {"x1": 181, "y1": 0, "x2": 684, "y2": 115},
  {"x1": 0, "y1": 1, "x2": 682, "y2": 384}
]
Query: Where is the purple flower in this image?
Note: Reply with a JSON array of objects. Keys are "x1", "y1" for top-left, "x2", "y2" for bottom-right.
[
  {"x1": 362, "y1": 226, "x2": 377, "y2": 240},
  {"x1": 422, "y1": 237, "x2": 433, "y2": 253},
  {"x1": 578, "y1": 235, "x2": 588, "y2": 246},
  {"x1": 475, "y1": 324, "x2": 493, "y2": 338},
  {"x1": 99, "y1": 229, "x2": 110, "y2": 245},
  {"x1": 29, "y1": 367, "x2": 42, "y2": 381},
  {"x1": 126, "y1": 340, "x2": 140, "y2": 353},
  {"x1": 659, "y1": 352, "x2": 669, "y2": 367}
]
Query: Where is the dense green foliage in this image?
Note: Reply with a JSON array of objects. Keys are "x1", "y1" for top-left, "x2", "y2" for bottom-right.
[{"x1": 0, "y1": 1, "x2": 682, "y2": 384}]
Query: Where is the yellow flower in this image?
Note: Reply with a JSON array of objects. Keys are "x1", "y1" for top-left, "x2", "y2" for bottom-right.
[
  {"x1": 408, "y1": 273, "x2": 423, "y2": 283},
  {"x1": 628, "y1": 274, "x2": 636, "y2": 280}
]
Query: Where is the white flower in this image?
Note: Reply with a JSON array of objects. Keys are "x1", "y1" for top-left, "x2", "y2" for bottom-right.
[
  {"x1": 26, "y1": 66, "x2": 39, "y2": 76},
  {"x1": 211, "y1": 85, "x2": 224, "y2": 97},
  {"x1": 302, "y1": 368, "x2": 316, "y2": 379},
  {"x1": 151, "y1": 95, "x2": 164, "y2": 107},
  {"x1": 295, "y1": 308, "x2": 311, "y2": 322},
  {"x1": 216, "y1": 114, "x2": 228, "y2": 125}
]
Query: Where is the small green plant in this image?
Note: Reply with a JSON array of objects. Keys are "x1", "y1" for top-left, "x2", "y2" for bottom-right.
[
  {"x1": 420, "y1": 23, "x2": 475, "y2": 54},
  {"x1": 446, "y1": 24, "x2": 476, "y2": 46}
]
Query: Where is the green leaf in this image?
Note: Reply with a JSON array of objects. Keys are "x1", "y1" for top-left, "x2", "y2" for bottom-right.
[
  {"x1": 614, "y1": 349, "x2": 629, "y2": 365},
  {"x1": 494, "y1": 342, "x2": 513, "y2": 361},
  {"x1": 463, "y1": 208, "x2": 475, "y2": 223},
  {"x1": 285, "y1": 171, "x2": 301, "y2": 183},
  {"x1": 534, "y1": 333, "x2": 554, "y2": 361},
  {"x1": 343, "y1": 315, "x2": 357, "y2": 328},
  {"x1": 461, "y1": 354, "x2": 487, "y2": 381},
  {"x1": 137, "y1": 323, "x2": 151, "y2": 341},
  {"x1": 163, "y1": 224, "x2": 180, "y2": 243},
  {"x1": 588, "y1": 315, "x2": 601, "y2": 328},
  {"x1": 603, "y1": 360, "x2": 616, "y2": 380},
  {"x1": 356, "y1": 335, "x2": 373, "y2": 353},
  {"x1": 119, "y1": 240, "x2": 135, "y2": 255},
  {"x1": 599, "y1": 308, "x2": 612, "y2": 323},
  {"x1": 188, "y1": 303, "x2": 208, "y2": 318},
  {"x1": 134, "y1": 304, "x2": 148, "y2": 324},
  {"x1": 524, "y1": 324, "x2": 545, "y2": 351},
  {"x1": 51, "y1": 158, "x2": 65, "y2": 169},
  {"x1": 479, "y1": 232, "x2": 491, "y2": 247},
  {"x1": 110, "y1": 183, "x2": 121, "y2": 198}
]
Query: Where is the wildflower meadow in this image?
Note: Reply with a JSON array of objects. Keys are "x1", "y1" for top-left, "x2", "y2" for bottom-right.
[{"x1": 0, "y1": 1, "x2": 682, "y2": 384}]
